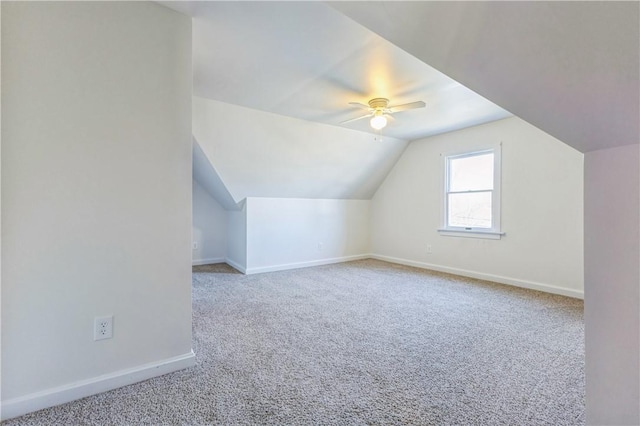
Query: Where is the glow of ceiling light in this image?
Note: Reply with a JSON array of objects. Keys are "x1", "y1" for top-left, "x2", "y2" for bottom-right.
[{"x1": 370, "y1": 113, "x2": 387, "y2": 130}]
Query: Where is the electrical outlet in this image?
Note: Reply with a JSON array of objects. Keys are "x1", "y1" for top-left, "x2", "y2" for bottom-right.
[
  {"x1": 192, "y1": 241, "x2": 198, "y2": 250},
  {"x1": 94, "y1": 315, "x2": 113, "y2": 341},
  {"x1": 427, "y1": 244, "x2": 433, "y2": 254},
  {"x1": 317, "y1": 242, "x2": 323, "y2": 251}
]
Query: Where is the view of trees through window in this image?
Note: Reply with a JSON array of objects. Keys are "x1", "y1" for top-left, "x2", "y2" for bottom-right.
[{"x1": 446, "y1": 152, "x2": 494, "y2": 228}]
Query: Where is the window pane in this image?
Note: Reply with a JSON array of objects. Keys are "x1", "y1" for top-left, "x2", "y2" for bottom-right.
[
  {"x1": 448, "y1": 192, "x2": 492, "y2": 228},
  {"x1": 449, "y1": 153, "x2": 493, "y2": 191}
]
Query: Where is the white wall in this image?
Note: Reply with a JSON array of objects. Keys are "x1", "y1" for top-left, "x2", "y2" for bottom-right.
[
  {"x1": 371, "y1": 117, "x2": 584, "y2": 297},
  {"x1": 192, "y1": 179, "x2": 227, "y2": 265},
  {"x1": 1, "y1": 2, "x2": 193, "y2": 418},
  {"x1": 585, "y1": 144, "x2": 639, "y2": 425},
  {"x1": 226, "y1": 203, "x2": 248, "y2": 273},
  {"x1": 245, "y1": 198, "x2": 370, "y2": 274}
]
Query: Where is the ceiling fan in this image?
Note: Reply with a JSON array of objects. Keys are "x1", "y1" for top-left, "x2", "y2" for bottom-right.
[{"x1": 341, "y1": 97, "x2": 426, "y2": 130}]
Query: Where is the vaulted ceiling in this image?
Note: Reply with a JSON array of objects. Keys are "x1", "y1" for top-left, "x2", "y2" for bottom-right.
[
  {"x1": 331, "y1": 1, "x2": 639, "y2": 153},
  {"x1": 161, "y1": 1, "x2": 639, "y2": 203},
  {"x1": 163, "y1": 1, "x2": 511, "y2": 141},
  {"x1": 192, "y1": 96, "x2": 409, "y2": 203}
]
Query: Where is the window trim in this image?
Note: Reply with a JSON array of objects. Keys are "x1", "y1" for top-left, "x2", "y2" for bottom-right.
[{"x1": 438, "y1": 144, "x2": 504, "y2": 239}]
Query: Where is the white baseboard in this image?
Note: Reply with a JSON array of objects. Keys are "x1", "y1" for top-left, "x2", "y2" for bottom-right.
[
  {"x1": 225, "y1": 257, "x2": 247, "y2": 274},
  {"x1": 245, "y1": 254, "x2": 369, "y2": 275},
  {"x1": 1, "y1": 350, "x2": 196, "y2": 421},
  {"x1": 192, "y1": 257, "x2": 225, "y2": 266},
  {"x1": 370, "y1": 254, "x2": 584, "y2": 299}
]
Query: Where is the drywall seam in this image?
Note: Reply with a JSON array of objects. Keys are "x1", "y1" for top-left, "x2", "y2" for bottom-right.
[
  {"x1": 370, "y1": 254, "x2": 584, "y2": 299},
  {"x1": 0, "y1": 351, "x2": 196, "y2": 421},
  {"x1": 244, "y1": 254, "x2": 370, "y2": 275}
]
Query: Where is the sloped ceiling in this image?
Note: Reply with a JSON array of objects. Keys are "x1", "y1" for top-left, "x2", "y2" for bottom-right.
[
  {"x1": 192, "y1": 138, "x2": 238, "y2": 210},
  {"x1": 161, "y1": 1, "x2": 511, "y2": 140},
  {"x1": 157, "y1": 0, "x2": 517, "y2": 202},
  {"x1": 193, "y1": 96, "x2": 408, "y2": 201},
  {"x1": 159, "y1": 1, "x2": 638, "y2": 203},
  {"x1": 330, "y1": 1, "x2": 640, "y2": 153}
]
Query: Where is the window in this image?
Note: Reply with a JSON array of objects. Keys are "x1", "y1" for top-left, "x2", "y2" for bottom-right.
[{"x1": 439, "y1": 146, "x2": 503, "y2": 239}]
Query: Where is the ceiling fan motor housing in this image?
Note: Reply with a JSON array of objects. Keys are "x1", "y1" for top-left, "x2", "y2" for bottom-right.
[{"x1": 368, "y1": 98, "x2": 389, "y2": 110}]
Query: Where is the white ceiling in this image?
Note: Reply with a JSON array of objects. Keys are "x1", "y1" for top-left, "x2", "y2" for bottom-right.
[
  {"x1": 331, "y1": 1, "x2": 639, "y2": 152},
  {"x1": 160, "y1": 1, "x2": 512, "y2": 141},
  {"x1": 192, "y1": 96, "x2": 409, "y2": 201},
  {"x1": 160, "y1": 0, "x2": 638, "y2": 202}
]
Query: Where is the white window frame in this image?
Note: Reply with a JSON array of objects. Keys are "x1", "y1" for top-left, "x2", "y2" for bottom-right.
[{"x1": 438, "y1": 144, "x2": 504, "y2": 240}]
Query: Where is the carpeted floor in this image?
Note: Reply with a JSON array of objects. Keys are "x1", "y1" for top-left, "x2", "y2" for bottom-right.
[{"x1": 3, "y1": 259, "x2": 584, "y2": 425}]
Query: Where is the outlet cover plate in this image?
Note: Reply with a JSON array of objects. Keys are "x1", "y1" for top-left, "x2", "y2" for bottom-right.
[{"x1": 94, "y1": 315, "x2": 113, "y2": 341}]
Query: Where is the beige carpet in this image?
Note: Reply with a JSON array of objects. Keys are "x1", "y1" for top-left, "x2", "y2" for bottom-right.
[{"x1": 4, "y1": 259, "x2": 584, "y2": 425}]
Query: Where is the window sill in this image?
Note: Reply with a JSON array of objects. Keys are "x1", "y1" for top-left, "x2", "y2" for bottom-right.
[{"x1": 437, "y1": 229, "x2": 505, "y2": 240}]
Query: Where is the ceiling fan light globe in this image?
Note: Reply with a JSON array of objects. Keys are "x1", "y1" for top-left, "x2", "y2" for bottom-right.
[{"x1": 370, "y1": 115, "x2": 387, "y2": 130}]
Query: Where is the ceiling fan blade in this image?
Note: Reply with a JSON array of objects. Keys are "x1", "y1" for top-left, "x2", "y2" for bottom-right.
[
  {"x1": 348, "y1": 102, "x2": 372, "y2": 111},
  {"x1": 340, "y1": 113, "x2": 371, "y2": 124},
  {"x1": 389, "y1": 101, "x2": 426, "y2": 113}
]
